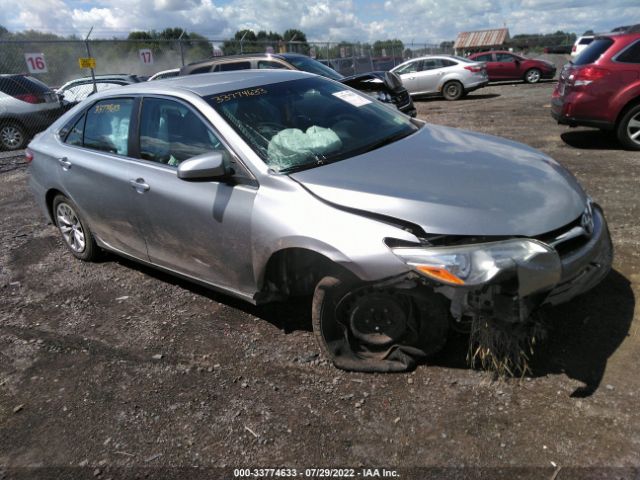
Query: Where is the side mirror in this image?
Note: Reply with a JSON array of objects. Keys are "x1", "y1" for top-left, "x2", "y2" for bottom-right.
[{"x1": 177, "y1": 151, "x2": 227, "y2": 180}]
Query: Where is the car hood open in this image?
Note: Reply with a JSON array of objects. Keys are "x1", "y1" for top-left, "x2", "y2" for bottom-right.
[{"x1": 290, "y1": 124, "x2": 587, "y2": 237}]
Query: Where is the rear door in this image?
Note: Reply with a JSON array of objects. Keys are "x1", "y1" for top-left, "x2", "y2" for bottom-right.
[
  {"x1": 57, "y1": 97, "x2": 148, "y2": 259},
  {"x1": 127, "y1": 95, "x2": 258, "y2": 294},
  {"x1": 417, "y1": 58, "x2": 448, "y2": 93}
]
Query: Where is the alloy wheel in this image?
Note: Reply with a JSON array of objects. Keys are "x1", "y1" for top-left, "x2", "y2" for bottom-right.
[
  {"x1": 526, "y1": 69, "x2": 541, "y2": 83},
  {"x1": 0, "y1": 125, "x2": 24, "y2": 150},
  {"x1": 626, "y1": 112, "x2": 640, "y2": 147},
  {"x1": 56, "y1": 202, "x2": 86, "y2": 253}
]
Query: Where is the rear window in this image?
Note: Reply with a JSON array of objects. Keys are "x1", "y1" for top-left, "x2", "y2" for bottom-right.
[
  {"x1": 473, "y1": 54, "x2": 493, "y2": 62},
  {"x1": 11, "y1": 76, "x2": 51, "y2": 93},
  {"x1": 616, "y1": 40, "x2": 640, "y2": 64},
  {"x1": 213, "y1": 62, "x2": 251, "y2": 72},
  {"x1": 579, "y1": 37, "x2": 594, "y2": 45},
  {"x1": 573, "y1": 38, "x2": 614, "y2": 65}
]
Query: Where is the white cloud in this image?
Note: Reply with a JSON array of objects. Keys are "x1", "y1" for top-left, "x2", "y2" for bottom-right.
[{"x1": 0, "y1": 0, "x2": 638, "y2": 42}]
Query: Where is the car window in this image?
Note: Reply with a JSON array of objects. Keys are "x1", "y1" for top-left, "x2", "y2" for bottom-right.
[
  {"x1": 206, "y1": 77, "x2": 418, "y2": 173},
  {"x1": 11, "y1": 76, "x2": 50, "y2": 93},
  {"x1": 212, "y1": 62, "x2": 251, "y2": 72},
  {"x1": 258, "y1": 60, "x2": 288, "y2": 69},
  {"x1": 495, "y1": 53, "x2": 515, "y2": 62},
  {"x1": 422, "y1": 59, "x2": 445, "y2": 70},
  {"x1": 616, "y1": 40, "x2": 640, "y2": 63},
  {"x1": 139, "y1": 97, "x2": 224, "y2": 166},
  {"x1": 394, "y1": 61, "x2": 419, "y2": 74},
  {"x1": 83, "y1": 98, "x2": 133, "y2": 156},
  {"x1": 573, "y1": 37, "x2": 615, "y2": 65},
  {"x1": 64, "y1": 114, "x2": 85, "y2": 146},
  {"x1": 441, "y1": 59, "x2": 457, "y2": 67},
  {"x1": 474, "y1": 54, "x2": 493, "y2": 62},
  {"x1": 284, "y1": 55, "x2": 344, "y2": 80},
  {"x1": 62, "y1": 84, "x2": 93, "y2": 102},
  {"x1": 579, "y1": 37, "x2": 594, "y2": 45},
  {"x1": 0, "y1": 77, "x2": 28, "y2": 96}
]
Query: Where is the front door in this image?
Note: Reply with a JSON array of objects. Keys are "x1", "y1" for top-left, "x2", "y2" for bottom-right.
[
  {"x1": 128, "y1": 96, "x2": 257, "y2": 295},
  {"x1": 494, "y1": 53, "x2": 522, "y2": 80},
  {"x1": 394, "y1": 60, "x2": 423, "y2": 94}
]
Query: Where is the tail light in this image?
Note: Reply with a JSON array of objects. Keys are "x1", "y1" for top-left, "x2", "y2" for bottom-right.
[
  {"x1": 25, "y1": 148, "x2": 34, "y2": 164},
  {"x1": 14, "y1": 93, "x2": 44, "y2": 104},
  {"x1": 464, "y1": 65, "x2": 483, "y2": 73},
  {"x1": 571, "y1": 45, "x2": 577, "y2": 53},
  {"x1": 569, "y1": 66, "x2": 610, "y2": 87}
]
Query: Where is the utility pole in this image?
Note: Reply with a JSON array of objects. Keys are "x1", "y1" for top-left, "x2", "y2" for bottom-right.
[
  {"x1": 178, "y1": 29, "x2": 185, "y2": 66},
  {"x1": 84, "y1": 26, "x2": 97, "y2": 94},
  {"x1": 239, "y1": 30, "x2": 248, "y2": 54}
]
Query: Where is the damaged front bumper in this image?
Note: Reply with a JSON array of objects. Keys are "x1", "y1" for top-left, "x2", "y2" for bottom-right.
[{"x1": 392, "y1": 205, "x2": 612, "y2": 324}]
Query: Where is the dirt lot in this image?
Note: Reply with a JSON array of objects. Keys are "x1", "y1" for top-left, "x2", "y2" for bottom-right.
[{"x1": 1, "y1": 81, "x2": 639, "y2": 479}]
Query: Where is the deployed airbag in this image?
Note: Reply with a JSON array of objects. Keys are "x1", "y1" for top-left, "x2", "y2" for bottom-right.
[{"x1": 267, "y1": 126, "x2": 342, "y2": 170}]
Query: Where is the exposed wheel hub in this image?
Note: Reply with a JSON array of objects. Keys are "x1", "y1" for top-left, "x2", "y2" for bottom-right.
[{"x1": 348, "y1": 293, "x2": 407, "y2": 346}]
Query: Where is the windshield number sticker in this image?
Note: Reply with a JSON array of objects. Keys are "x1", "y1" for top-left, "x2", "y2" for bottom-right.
[
  {"x1": 332, "y1": 90, "x2": 371, "y2": 107},
  {"x1": 212, "y1": 88, "x2": 267, "y2": 104},
  {"x1": 95, "y1": 104, "x2": 121, "y2": 114}
]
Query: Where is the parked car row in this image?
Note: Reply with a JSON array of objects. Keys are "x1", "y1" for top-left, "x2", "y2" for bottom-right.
[{"x1": 177, "y1": 53, "x2": 417, "y2": 117}]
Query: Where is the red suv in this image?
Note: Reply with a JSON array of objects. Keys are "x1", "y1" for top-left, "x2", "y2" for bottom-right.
[
  {"x1": 467, "y1": 51, "x2": 557, "y2": 83},
  {"x1": 551, "y1": 32, "x2": 640, "y2": 150}
]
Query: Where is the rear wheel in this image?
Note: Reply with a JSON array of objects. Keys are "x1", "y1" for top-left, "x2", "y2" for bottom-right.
[
  {"x1": 524, "y1": 68, "x2": 541, "y2": 84},
  {"x1": 52, "y1": 194, "x2": 99, "y2": 261},
  {"x1": 0, "y1": 122, "x2": 27, "y2": 151},
  {"x1": 312, "y1": 274, "x2": 449, "y2": 372},
  {"x1": 442, "y1": 81, "x2": 463, "y2": 101},
  {"x1": 617, "y1": 104, "x2": 640, "y2": 151}
]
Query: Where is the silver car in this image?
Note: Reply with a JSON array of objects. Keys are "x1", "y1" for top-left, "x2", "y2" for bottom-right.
[
  {"x1": 391, "y1": 55, "x2": 489, "y2": 100},
  {"x1": 0, "y1": 75, "x2": 62, "y2": 150},
  {"x1": 27, "y1": 70, "x2": 612, "y2": 373}
]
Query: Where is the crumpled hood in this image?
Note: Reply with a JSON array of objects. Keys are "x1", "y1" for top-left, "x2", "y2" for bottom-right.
[
  {"x1": 340, "y1": 71, "x2": 403, "y2": 92},
  {"x1": 290, "y1": 124, "x2": 587, "y2": 237}
]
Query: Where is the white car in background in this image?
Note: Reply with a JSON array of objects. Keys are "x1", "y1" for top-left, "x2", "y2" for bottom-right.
[
  {"x1": 148, "y1": 69, "x2": 180, "y2": 81},
  {"x1": 571, "y1": 35, "x2": 595, "y2": 58},
  {"x1": 391, "y1": 55, "x2": 488, "y2": 101}
]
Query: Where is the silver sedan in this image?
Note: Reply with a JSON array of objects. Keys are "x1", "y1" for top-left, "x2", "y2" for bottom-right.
[
  {"x1": 391, "y1": 55, "x2": 489, "y2": 100},
  {"x1": 27, "y1": 70, "x2": 612, "y2": 374}
]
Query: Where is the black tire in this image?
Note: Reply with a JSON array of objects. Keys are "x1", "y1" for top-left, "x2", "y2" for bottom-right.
[
  {"x1": 442, "y1": 81, "x2": 463, "y2": 101},
  {"x1": 0, "y1": 121, "x2": 27, "y2": 151},
  {"x1": 312, "y1": 274, "x2": 449, "y2": 372},
  {"x1": 524, "y1": 68, "x2": 541, "y2": 84},
  {"x1": 52, "y1": 194, "x2": 99, "y2": 261},
  {"x1": 616, "y1": 103, "x2": 640, "y2": 151}
]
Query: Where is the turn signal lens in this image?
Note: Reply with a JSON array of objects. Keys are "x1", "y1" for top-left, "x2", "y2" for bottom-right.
[
  {"x1": 25, "y1": 148, "x2": 34, "y2": 164},
  {"x1": 416, "y1": 265, "x2": 465, "y2": 285}
]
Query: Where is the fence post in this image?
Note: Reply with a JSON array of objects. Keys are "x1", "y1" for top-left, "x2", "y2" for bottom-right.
[
  {"x1": 84, "y1": 26, "x2": 97, "y2": 94},
  {"x1": 179, "y1": 30, "x2": 185, "y2": 66}
]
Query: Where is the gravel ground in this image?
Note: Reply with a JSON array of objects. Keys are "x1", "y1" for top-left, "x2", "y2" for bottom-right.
[{"x1": 1, "y1": 81, "x2": 639, "y2": 479}]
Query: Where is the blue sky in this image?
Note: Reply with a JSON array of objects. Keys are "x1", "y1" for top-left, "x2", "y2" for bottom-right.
[{"x1": 0, "y1": 0, "x2": 638, "y2": 43}]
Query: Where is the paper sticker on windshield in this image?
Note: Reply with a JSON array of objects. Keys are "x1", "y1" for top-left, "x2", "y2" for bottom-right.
[{"x1": 332, "y1": 90, "x2": 371, "y2": 107}]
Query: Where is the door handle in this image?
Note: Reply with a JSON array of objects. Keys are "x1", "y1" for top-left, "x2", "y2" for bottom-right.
[
  {"x1": 129, "y1": 178, "x2": 150, "y2": 194},
  {"x1": 58, "y1": 157, "x2": 71, "y2": 170}
]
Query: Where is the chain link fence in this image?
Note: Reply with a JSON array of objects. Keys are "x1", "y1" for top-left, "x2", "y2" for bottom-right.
[{"x1": 0, "y1": 34, "x2": 565, "y2": 151}]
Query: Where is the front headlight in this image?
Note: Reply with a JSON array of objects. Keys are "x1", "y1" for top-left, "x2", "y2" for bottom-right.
[{"x1": 392, "y1": 238, "x2": 561, "y2": 292}]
